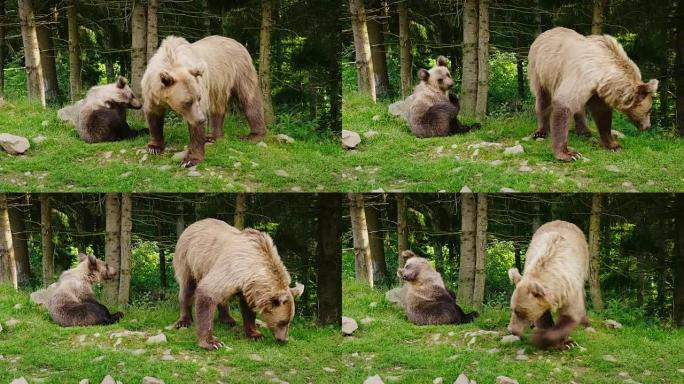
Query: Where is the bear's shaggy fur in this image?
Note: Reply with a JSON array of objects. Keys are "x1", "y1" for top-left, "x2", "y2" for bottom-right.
[
  {"x1": 57, "y1": 77, "x2": 143, "y2": 143},
  {"x1": 141, "y1": 36, "x2": 266, "y2": 168},
  {"x1": 408, "y1": 56, "x2": 479, "y2": 138},
  {"x1": 173, "y1": 218, "x2": 303, "y2": 350},
  {"x1": 507, "y1": 220, "x2": 590, "y2": 349},
  {"x1": 528, "y1": 27, "x2": 659, "y2": 161},
  {"x1": 397, "y1": 250, "x2": 478, "y2": 325},
  {"x1": 47, "y1": 253, "x2": 122, "y2": 327}
]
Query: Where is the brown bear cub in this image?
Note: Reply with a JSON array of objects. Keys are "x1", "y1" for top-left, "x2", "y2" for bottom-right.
[
  {"x1": 408, "y1": 56, "x2": 480, "y2": 138},
  {"x1": 48, "y1": 253, "x2": 123, "y2": 327},
  {"x1": 173, "y1": 218, "x2": 304, "y2": 350},
  {"x1": 57, "y1": 76, "x2": 143, "y2": 143},
  {"x1": 507, "y1": 220, "x2": 590, "y2": 349},
  {"x1": 142, "y1": 36, "x2": 266, "y2": 168},
  {"x1": 398, "y1": 250, "x2": 478, "y2": 325},
  {"x1": 528, "y1": 27, "x2": 658, "y2": 161}
]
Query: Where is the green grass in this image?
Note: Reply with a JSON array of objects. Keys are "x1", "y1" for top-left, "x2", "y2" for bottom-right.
[
  {"x1": 0, "y1": 100, "x2": 342, "y2": 192},
  {"x1": 0, "y1": 286, "x2": 342, "y2": 383},
  {"x1": 342, "y1": 280, "x2": 684, "y2": 384},
  {"x1": 342, "y1": 93, "x2": 684, "y2": 192}
]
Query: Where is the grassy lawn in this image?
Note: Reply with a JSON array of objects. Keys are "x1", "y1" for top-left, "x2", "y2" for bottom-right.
[
  {"x1": 342, "y1": 280, "x2": 684, "y2": 384},
  {"x1": 0, "y1": 286, "x2": 342, "y2": 383},
  {"x1": 342, "y1": 93, "x2": 684, "y2": 192},
  {"x1": 0, "y1": 100, "x2": 342, "y2": 192}
]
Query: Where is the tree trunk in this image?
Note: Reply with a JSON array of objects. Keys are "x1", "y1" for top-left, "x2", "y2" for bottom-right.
[
  {"x1": 18, "y1": 0, "x2": 46, "y2": 106},
  {"x1": 259, "y1": 0, "x2": 275, "y2": 123},
  {"x1": 472, "y1": 193, "x2": 487, "y2": 310},
  {"x1": 457, "y1": 193, "x2": 476, "y2": 306},
  {"x1": 316, "y1": 194, "x2": 342, "y2": 325},
  {"x1": 130, "y1": 0, "x2": 146, "y2": 97},
  {"x1": 588, "y1": 193, "x2": 604, "y2": 311},
  {"x1": 398, "y1": 0, "x2": 411, "y2": 98},
  {"x1": 349, "y1": 193, "x2": 373, "y2": 287},
  {"x1": 0, "y1": 194, "x2": 17, "y2": 289},
  {"x1": 475, "y1": 0, "x2": 489, "y2": 118},
  {"x1": 36, "y1": 18, "x2": 58, "y2": 103},
  {"x1": 8, "y1": 196, "x2": 30, "y2": 286},
  {"x1": 176, "y1": 202, "x2": 185, "y2": 237},
  {"x1": 676, "y1": 0, "x2": 684, "y2": 137},
  {"x1": 349, "y1": 0, "x2": 376, "y2": 102},
  {"x1": 591, "y1": 0, "x2": 606, "y2": 35},
  {"x1": 396, "y1": 193, "x2": 409, "y2": 266},
  {"x1": 367, "y1": 0, "x2": 389, "y2": 97},
  {"x1": 514, "y1": 242, "x2": 522, "y2": 271},
  {"x1": 461, "y1": 0, "x2": 478, "y2": 116},
  {"x1": 675, "y1": 194, "x2": 684, "y2": 327},
  {"x1": 365, "y1": 200, "x2": 387, "y2": 282},
  {"x1": 117, "y1": 194, "x2": 132, "y2": 308},
  {"x1": 515, "y1": 53, "x2": 525, "y2": 104},
  {"x1": 0, "y1": 0, "x2": 5, "y2": 97},
  {"x1": 40, "y1": 194, "x2": 53, "y2": 286},
  {"x1": 146, "y1": 0, "x2": 158, "y2": 62},
  {"x1": 104, "y1": 193, "x2": 121, "y2": 305},
  {"x1": 234, "y1": 193, "x2": 247, "y2": 230},
  {"x1": 67, "y1": 0, "x2": 80, "y2": 101}
]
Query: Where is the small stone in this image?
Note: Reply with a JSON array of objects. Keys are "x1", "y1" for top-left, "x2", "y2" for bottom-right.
[
  {"x1": 291, "y1": 186, "x2": 302, "y2": 192},
  {"x1": 501, "y1": 335, "x2": 520, "y2": 344},
  {"x1": 139, "y1": 154, "x2": 148, "y2": 163},
  {"x1": 603, "y1": 355, "x2": 618, "y2": 363},
  {"x1": 500, "y1": 188, "x2": 517, "y2": 193},
  {"x1": 606, "y1": 165, "x2": 620, "y2": 173},
  {"x1": 623, "y1": 380, "x2": 641, "y2": 384},
  {"x1": 618, "y1": 372, "x2": 630, "y2": 378},
  {"x1": 79, "y1": 380, "x2": 89, "y2": 384},
  {"x1": 0, "y1": 133, "x2": 30, "y2": 154},
  {"x1": 33, "y1": 134, "x2": 47, "y2": 144},
  {"x1": 131, "y1": 349, "x2": 146, "y2": 356},
  {"x1": 342, "y1": 130, "x2": 361, "y2": 150},
  {"x1": 100, "y1": 375, "x2": 116, "y2": 384},
  {"x1": 275, "y1": 134, "x2": 295, "y2": 144},
  {"x1": 605, "y1": 319, "x2": 623, "y2": 329},
  {"x1": 460, "y1": 186, "x2": 472, "y2": 193},
  {"x1": 585, "y1": 327, "x2": 596, "y2": 333},
  {"x1": 433, "y1": 378, "x2": 443, "y2": 384},
  {"x1": 109, "y1": 330, "x2": 145, "y2": 338},
  {"x1": 323, "y1": 367, "x2": 336, "y2": 373},
  {"x1": 93, "y1": 356, "x2": 105, "y2": 362},
  {"x1": 248, "y1": 353, "x2": 264, "y2": 362},
  {"x1": 257, "y1": 141, "x2": 268, "y2": 148},
  {"x1": 369, "y1": 302, "x2": 378, "y2": 308},
  {"x1": 490, "y1": 160, "x2": 503, "y2": 166},
  {"x1": 255, "y1": 319, "x2": 267, "y2": 328},
  {"x1": 342, "y1": 316, "x2": 358, "y2": 335},
  {"x1": 275, "y1": 169, "x2": 289, "y2": 177},
  {"x1": 0, "y1": 323, "x2": 3, "y2": 332},
  {"x1": 521, "y1": 136, "x2": 531, "y2": 141},
  {"x1": 364, "y1": 130, "x2": 379, "y2": 138},
  {"x1": 142, "y1": 377, "x2": 165, "y2": 384},
  {"x1": 453, "y1": 373, "x2": 470, "y2": 384},
  {"x1": 504, "y1": 144, "x2": 524, "y2": 155},
  {"x1": 364, "y1": 375, "x2": 384, "y2": 384},
  {"x1": 5, "y1": 318, "x2": 19, "y2": 327},
  {"x1": 496, "y1": 377, "x2": 519, "y2": 384},
  {"x1": 146, "y1": 333, "x2": 167, "y2": 344},
  {"x1": 677, "y1": 369, "x2": 684, "y2": 374},
  {"x1": 360, "y1": 316, "x2": 374, "y2": 325},
  {"x1": 371, "y1": 115, "x2": 381, "y2": 121},
  {"x1": 10, "y1": 378, "x2": 28, "y2": 384},
  {"x1": 435, "y1": 146, "x2": 444, "y2": 154}
]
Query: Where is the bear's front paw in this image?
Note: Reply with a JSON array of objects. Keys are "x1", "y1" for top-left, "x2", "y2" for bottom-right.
[
  {"x1": 246, "y1": 330, "x2": 263, "y2": 341},
  {"x1": 147, "y1": 143, "x2": 165, "y2": 155},
  {"x1": 175, "y1": 318, "x2": 192, "y2": 329},
  {"x1": 555, "y1": 150, "x2": 582, "y2": 162},
  {"x1": 240, "y1": 132, "x2": 266, "y2": 142},
  {"x1": 199, "y1": 337, "x2": 224, "y2": 350},
  {"x1": 532, "y1": 130, "x2": 548, "y2": 139}
]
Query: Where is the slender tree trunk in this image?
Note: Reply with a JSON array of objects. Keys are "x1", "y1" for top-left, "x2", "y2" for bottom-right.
[
  {"x1": 117, "y1": 194, "x2": 132, "y2": 308},
  {"x1": 472, "y1": 193, "x2": 487, "y2": 310},
  {"x1": 475, "y1": 0, "x2": 489, "y2": 118},
  {"x1": 461, "y1": 0, "x2": 478, "y2": 116},
  {"x1": 367, "y1": 0, "x2": 389, "y2": 96},
  {"x1": 365, "y1": 199, "x2": 387, "y2": 282},
  {"x1": 104, "y1": 193, "x2": 121, "y2": 305},
  {"x1": 0, "y1": 194, "x2": 17, "y2": 289},
  {"x1": 234, "y1": 193, "x2": 247, "y2": 230},
  {"x1": 176, "y1": 202, "x2": 185, "y2": 237},
  {"x1": 675, "y1": 194, "x2": 684, "y2": 327},
  {"x1": 591, "y1": 0, "x2": 606, "y2": 35},
  {"x1": 40, "y1": 194, "x2": 53, "y2": 286},
  {"x1": 36, "y1": 19, "x2": 58, "y2": 103},
  {"x1": 457, "y1": 193, "x2": 477, "y2": 306},
  {"x1": 146, "y1": 0, "x2": 158, "y2": 62},
  {"x1": 130, "y1": 0, "x2": 146, "y2": 97},
  {"x1": 396, "y1": 193, "x2": 409, "y2": 266},
  {"x1": 588, "y1": 193, "x2": 604, "y2": 311},
  {"x1": 18, "y1": 0, "x2": 46, "y2": 106},
  {"x1": 535, "y1": 0, "x2": 542, "y2": 36},
  {"x1": 676, "y1": 0, "x2": 684, "y2": 137},
  {"x1": 349, "y1": 193, "x2": 373, "y2": 287},
  {"x1": 532, "y1": 199, "x2": 541, "y2": 233},
  {"x1": 398, "y1": 0, "x2": 411, "y2": 98},
  {"x1": 66, "y1": 0, "x2": 80, "y2": 101},
  {"x1": 0, "y1": 0, "x2": 5, "y2": 97},
  {"x1": 349, "y1": 0, "x2": 376, "y2": 102},
  {"x1": 259, "y1": 0, "x2": 275, "y2": 123},
  {"x1": 514, "y1": 242, "x2": 522, "y2": 271},
  {"x1": 316, "y1": 194, "x2": 342, "y2": 325},
  {"x1": 8, "y1": 196, "x2": 30, "y2": 286}
]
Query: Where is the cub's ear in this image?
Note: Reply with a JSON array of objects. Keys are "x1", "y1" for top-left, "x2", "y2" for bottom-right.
[
  {"x1": 290, "y1": 283, "x2": 304, "y2": 298},
  {"x1": 436, "y1": 56, "x2": 448, "y2": 67},
  {"x1": 508, "y1": 268, "x2": 522, "y2": 285},
  {"x1": 638, "y1": 79, "x2": 659, "y2": 96},
  {"x1": 189, "y1": 68, "x2": 203, "y2": 78},
  {"x1": 527, "y1": 281, "x2": 546, "y2": 298},
  {"x1": 116, "y1": 76, "x2": 128, "y2": 89},
  {"x1": 418, "y1": 68, "x2": 430, "y2": 81},
  {"x1": 160, "y1": 71, "x2": 175, "y2": 87}
]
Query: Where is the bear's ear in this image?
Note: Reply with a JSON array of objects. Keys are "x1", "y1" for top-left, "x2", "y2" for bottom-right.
[
  {"x1": 160, "y1": 71, "x2": 175, "y2": 87},
  {"x1": 87, "y1": 254, "x2": 97, "y2": 266},
  {"x1": 290, "y1": 283, "x2": 304, "y2": 298},
  {"x1": 527, "y1": 281, "x2": 546, "y2": 299},
  {"x1": 638, "y1": 79, "x2": 659, "y2": 96},
  {"x1": 189, "y1": 68, "x2": 203, "y2": 78},
  {"x1": 78, "y1": 253, "x2": 88, "y2": 262},
  {"x1": 418, "y1": 69, "x2": 430, "y2": 81},
  {"x1": 436, "y1": 56, "x2": 448, "y2": 67},
  {"x1": 400, "y1": 250, "x2": 417, "y2": 263},
  {"x1": 116, "y1": 76, "x2": 128, "y2": 89},
  {"x1": 508, "y1": 268, "x2": 522, "y2": 285}
]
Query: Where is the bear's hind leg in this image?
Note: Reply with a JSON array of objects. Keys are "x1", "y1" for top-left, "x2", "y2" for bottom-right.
[
  {"x1": 550, "y1": 102, "x2": 580, "y2": 161},
  {"x1": 532, "y1": 88, "x2": 551, "y2": 139},
  {"x1": 237, "y1": 88, "x2": 267, "y2": 141},
  {"x1": 238, "y1": 294, "x2": 263, "y2": 340},
  {"x1": 217, "y1": 303, "x2": 237, "y2": 326},
  {"x1": 574, "y1": 110, "x2": 591, "y2": 137},
  {"x1": 175, "y1": 278, "x2": 197, "y2": 329}
]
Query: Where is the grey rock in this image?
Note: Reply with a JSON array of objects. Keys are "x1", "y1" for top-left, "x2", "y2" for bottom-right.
[
  {"x1": 101, "y1": 375, "x2": 116, "y2": 384},
  {"x1": 605, "y1": 319, "x2": 623, "y2": 329},
  {"x1": 342, "y1": 130, "x2": 361, "y2": 150},
  {"x1": 504, "y1": 144, "x2": 524, "y2": 155},
  {"x1": 5, "y1": 318, "x2": 19, "y2": 327},
  {"x1": 0, "y1": 133, "x2": 30, "y2": 155},
  {"x1": 10, "y1": 378, "x2": 28, "y2": 384},
  {"x1": 460, "y1": 186, "x2": 472, "y2": 193},
  {"x1": 496, "y1": 377, "x2": 518, "y2": 384},
  {"x1": 79, "y1": 380, "x2": 90, "y2": 384},
  {"x1": 611, "y1": 130, "x2": 625, "y2": 139},
  {"x1": 606, "y1": 165, "x2": 620, "y2": 173},
  {"x1": 142, "y1": 377, "x2": 165, "y2": 384},
  {"x1": 499, "y1": 188, "x2": 517, "y2": 193},
  {"x1": 145, "y1": 333, "x2": 167, "y2": 344},
  {"x1": 364, "y1": 375, "x2": 384, "y2": 384},
  {"x1": 275, "y1": 169, "x2": 289, "y2": 177},
  {"x1": 342, "y1": 316, "x2": 358, "y2": 335},
  {"x1": 257, "y1": 141, "x2": 268, "y2": 148},
  {"x1": 364, "y1": 130, "x2": 379, "y2": 138},
  {"x1": 32, "y1": 135, "x2": 47, "y2": 144},
  {"x1": 501, "y1": 335, "x2": 520, "y2": 344},
  {"x1": 433, "y1": 378, "x2": 444, "y2": 384},
  {"x1": 275, "y1": 134, "x2": 295, "y2": 144}
]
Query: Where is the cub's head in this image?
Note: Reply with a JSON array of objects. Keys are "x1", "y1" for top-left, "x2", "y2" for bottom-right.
[
  {"x1": 78, "y1": 253, "x2": 117, "y2": 283},
  {"x1": 156, "y1": 66, "x2": 206, "y2": 127},
  {"x1": 261, "y1": 283, "x2": 305, "y2": 343},
  {"x1": 417, "y1": 56, "x2": 454, "y2": 94},
  {"x1": 108, "y1": 76, "x2": 142, "y2": 110},
  {"x1": 507, "y1": 268, "x2": 554, "y2": 336},
  {"x1": 621, "y1": 79, "x2": 658, "y2": 130},
  {"x1": 397, "y1": 255, "x2": 433, "y2": 284}
]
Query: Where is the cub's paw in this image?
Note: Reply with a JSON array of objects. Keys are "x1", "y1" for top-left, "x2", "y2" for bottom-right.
[
  {"x1": 199, "y1": 337, "x2": 224, "y2": 351},
  {"x1": 147, "y1": 143, "x2": 165, "y2": 155}
]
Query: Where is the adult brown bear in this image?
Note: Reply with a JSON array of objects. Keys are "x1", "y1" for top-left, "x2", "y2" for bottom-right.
[
  {"x1": 528, "y1": 27, "x2": 658, "y2": 161},
  {"x1": 141, "y1": 36, "x2": 266, "y2": 167}
]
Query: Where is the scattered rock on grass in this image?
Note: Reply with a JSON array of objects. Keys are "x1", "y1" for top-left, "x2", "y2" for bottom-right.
[
  {"x1": 187, "y1": 168, "x2": 201, "y2": 177},
  {"x1": 372, "y1": 115, "x2": 381, "y2": 122},
  {"x1": 677, "y1": 369, "x2": 684, "y2": 374},
  {"x1": 0, "y1": 133, "x2": 30, "y2": 155},
  {"x1": 79, "y1": 380, "x2": 89, "y2": 384},
  {"x1": 146, "y1": 333, "x2": 167, "y2": 344},
  {"x1": 364, "y1": 375, "x2": 384, "y2": 384},
  {"x1": 142, "y1": 377, "x2": 165, "y2": 384},
  {"x1": 501, "y1": 335, "x2": 520, "y2": 344},
  {"x1": 0, "y1": 323, "x2": 3, "y2": 332},
  {"x1": 342, "y1": 316, "x2": 358, "y2": 336},
  {"x1": 342, "y1": 130, "x2": 361, "y2": 150},
  {"x1": 360, "y1": 316, "x2": 374, "y2": 325},
  {"x1": 275, "y1": 169, "x2": 289, "y2": 177},
  {"x1": 486, "y1": 348, "x2": 499, "y2": 354},
  {"x1": 5, "y1": 318, "x2": 20, "y2": 327},
  {"x1": 32, "y1": 135, "x2": 47, "y2": 144},
  {"x1": 433, "y1": 378, "x2": 444, "y2": 384},
  {"x1": 603, "y1": 355, "x2": 618, "y2": 363},
  {"x1": 364, "y1": 130, "x2": 379, "y2": 138},
  {"x1": 323, "y1": 367, "x2": 336, "y2": 373},
  {"x1": 453, "y1": 373, "x2": 475, "y2": 384},
  {"x1": 504, "y1": 144, "x2": 524, "y2": 155},
  {"x1": 275, "y1": 134, "x2": 295, "y2": 144},
  {"x1": 496, "y1": 376, "x2": 519, "y2": 384},
  {"x1": 606, "y1": 165, "x2": 620, "y2": 173},
  {"x1": 100, "y1": 375, "x2": 116, "y2": 384},
  {"x1": 10, "y1": 378, "x2": 28, "y2": 384},
  {"x1": 605, "y1": 319, "x2": 623, "y2": 329},
  {"x1": 257, "y1": 141, "x2": 268, "y2": 148},
  {"x1": 109, "y1": 330, "x2": 145, "y2": 339},
  {"x1": 460, "y1": 186, "x2": 472, "y2": 193},
  {"x1": 499, "y1": 188, "x2": 517, "y2": 193},
  {"x1": 249, "y1": 353, "x2": 264, "y2": 362},
  {"x1": 585, "y1": 326, "x2": 596, "y2": 333},
  {"x1": 161, "y1": 349, "x2": 174, "y2": 361},
  {"x1": 131, "y1": 349, "x2": 146, "y2": 356}
]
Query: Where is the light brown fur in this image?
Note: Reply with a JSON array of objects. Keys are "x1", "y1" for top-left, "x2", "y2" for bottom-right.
[{"x1": 528, "y1": 27, "x2": 658, "y2": 161}]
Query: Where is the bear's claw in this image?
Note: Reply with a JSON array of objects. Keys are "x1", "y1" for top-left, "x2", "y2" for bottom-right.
[
  {"x1": 180, "y1": 160, "x2": 199, "y2": 168},
  {"x1": 175, "y1": 319, "x2": 192, "y2": 329},
  {"x1": 532, "y1": 130, "x2": 548, "y2": 139},
  {"x1": 146, "y1": 144, "x2": 164, "y2": 155},
  {"x1": 199, "y1": 338, "x2": 224, "y2": 350}
]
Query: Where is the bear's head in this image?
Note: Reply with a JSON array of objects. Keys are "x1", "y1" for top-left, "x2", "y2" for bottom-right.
[
  {"x1": 397, "y1": 255, "x2": 432, "y2": 283},
  {"x1": 507, "y1": 268, "x2": 555, "y2": 336},
  {"x1": 417, "y1": 56, "x2": 454, "y2": 94},
  {"x1": 156, "y1": 67, "x2": 207, "y2": 127},
  {"x1": 79, "y1": 253, "x2": 117, "y2": 284},
  {"x1": 260, "y1": 283, "x2": 304, "y2": 343},
  {"x1": 108, "y1": 76, "x2": 142, "y2": 110},
  {"x1": 620, "y1": 79, "x2": 658, "y2": 131}
]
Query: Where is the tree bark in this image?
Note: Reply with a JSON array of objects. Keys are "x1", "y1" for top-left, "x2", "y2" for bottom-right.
[
  {"x1": 234, "y1": 193, "x2": 247, "y2": 230},
  {"x1": 104, "y1": 193, "x2": 121, "y2": 305},
  {"x1": 472, "y1": 193, "x2": 487, "y2": 310},
  {"x1": 130, "y1": 0, "x2": 146, "y2": 97},
  {"x1": 591, "y1": 0, "x2": 606, "y2": 35},
  {"x1": 675, "y1": 194, "x2": 684, "y2": 327},
  {"x1": 457, "y1": 193, "x2": 476, "y2": 307},
  {"x1": 146, "y1": 0, "x2": 158, "y2": 62},
  {"x1": 588, "y1": 193, "x2": 604, "y2": 311},
  {"x1": 67, "y1": 0, "x2": 80, "y2": 101},
  {"x1": 366, "y1": 0, "x2": 389, "y2": 96},
  {"x1": 461, "y1": 0, "x2": 478, "y2": 116},
  {"x1": 36, "y1": 15, "x2": 58, "y2": 103},
  {"x1": 0, "y1": 0, "x2": 5, "y2": 97},
  {"x1": 40, "y1": 194, "x2": 53, "y2": 286},
  {"x1": 18, "y1": 0, "x2": 46, "y2": 106},
  {"x1": 676, "y1": 0, "x2": 684, "y2": 137},
  {"x1": 349, "y1": 193, "x2": 373, "y2": 287},
  {"x1": 475, "y1": 0, "x2": 489, "y2": 118},
  {"x1": 316, "y1": 194, "x2": 342, "y2": 325},
  {"x1": 117, "y1": 194, "x2": 132, "y2": 308},
  {"x1": 365, "y1": 199, "x2": 387, "y2": 282},
  {"x1": 349, "y1": 0, "x2": 376, "y2": 102},
  {"x1": 0, "y1": 194, "x2": 17, "y2": 289},
  {"x1": 398, "y1": 0, "x2": 411, "y2": 98},
  {"x1": 8, "y1": 196, "x2": 30, "y2": 286},
  {"x1": 396, "y1": 193, "x2": 409, "y2": 266},
  {"x1": 259, "y1": 0, "x2": 275, "y2": 123}
]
